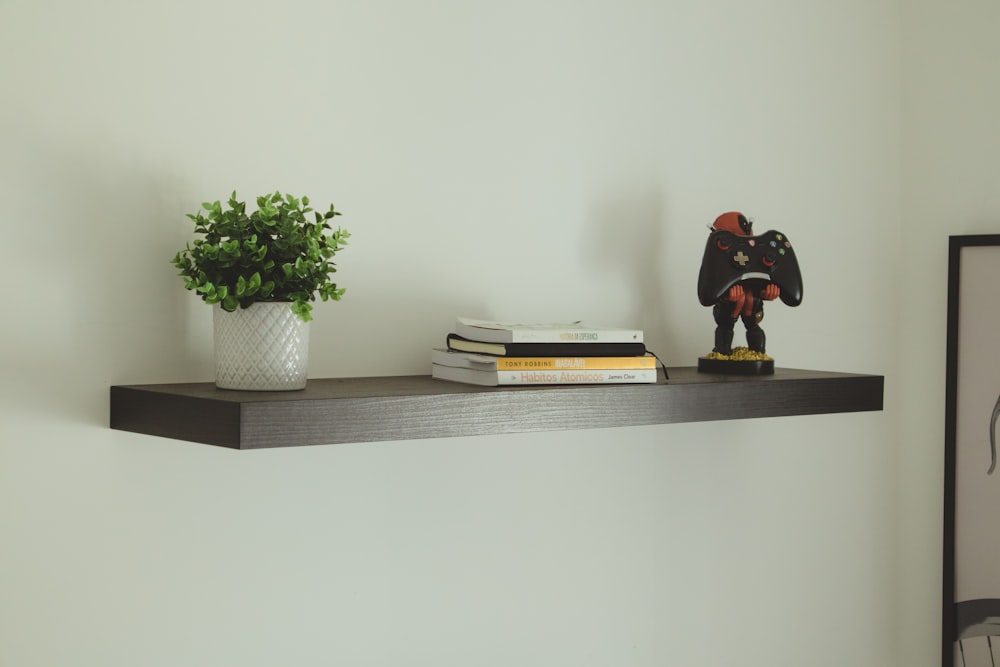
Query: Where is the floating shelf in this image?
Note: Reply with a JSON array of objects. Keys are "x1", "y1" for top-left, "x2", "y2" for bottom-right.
[{"x1": 109, "y1": 367, "x2": 884, "y2": 450}]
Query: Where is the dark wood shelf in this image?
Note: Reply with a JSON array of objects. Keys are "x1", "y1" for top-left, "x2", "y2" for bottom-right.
[{"x1": 109, "y1": 367, "x2": 884, "y2": 450}]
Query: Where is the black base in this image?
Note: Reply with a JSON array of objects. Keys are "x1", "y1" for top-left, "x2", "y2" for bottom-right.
[{"x1": 697, "y1": 356, "x2": 775, "y2": 375}]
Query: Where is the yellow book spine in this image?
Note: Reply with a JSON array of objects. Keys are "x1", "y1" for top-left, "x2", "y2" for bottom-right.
[{"x1": 494, "y1": 356, "x2": 655, "y2": 371}]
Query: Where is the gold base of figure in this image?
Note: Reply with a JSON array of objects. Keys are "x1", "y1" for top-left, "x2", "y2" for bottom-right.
[{"x1": 698, "y1": 347, "x2": 774, "y2": 375}]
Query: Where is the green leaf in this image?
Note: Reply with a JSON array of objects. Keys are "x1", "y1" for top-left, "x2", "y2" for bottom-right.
[
  {"x1": 236, "y1": 275, "x2": 247, "y2": 297},
  {"x1": 203, "y1": 283, "x2": 220, "y2": 303},
  {"x1": 248, "y1": 272, "x2": 261, "y2": 295},
  {"x1": 320, "y1": 284, "x2": 346, "y2": 301},
  {"x1": 291, "y1": 300, "x2": 313, "y2": 322}
]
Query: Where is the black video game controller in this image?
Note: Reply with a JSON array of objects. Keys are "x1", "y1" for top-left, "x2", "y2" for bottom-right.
[{"x1": 697, "y1": 229, "x2": 803, "y2": 307}]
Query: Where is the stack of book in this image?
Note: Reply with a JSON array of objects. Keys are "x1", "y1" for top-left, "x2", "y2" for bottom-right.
[{"x1": 432, "y1": 317, "x2": 658, "y2": 386}]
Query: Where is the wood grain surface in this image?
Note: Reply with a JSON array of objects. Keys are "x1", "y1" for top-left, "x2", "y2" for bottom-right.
[{"x1": 110, "y1": 367, "x2": 884, "y2": 449}]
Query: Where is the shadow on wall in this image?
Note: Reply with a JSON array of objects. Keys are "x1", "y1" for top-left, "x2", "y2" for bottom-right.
[
  {"x1": 308, "y1": 285, "x2": 475, "y2": 378},
  {"x1": 581, "y1": 190, "x2": 675, "y2": 356},
  {"x1": 1, "y1": 125, "x2": 209, "y2": 427}
]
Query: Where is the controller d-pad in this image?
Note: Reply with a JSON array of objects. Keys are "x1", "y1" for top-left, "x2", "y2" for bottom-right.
[{"x1": 731, "y1": 249, "x2": 751, "y2": 268}]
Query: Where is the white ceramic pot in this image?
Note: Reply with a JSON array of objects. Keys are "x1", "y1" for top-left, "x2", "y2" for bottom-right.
[{"x1": 213, "y1": 302, "x2": 310, "y2": 391}]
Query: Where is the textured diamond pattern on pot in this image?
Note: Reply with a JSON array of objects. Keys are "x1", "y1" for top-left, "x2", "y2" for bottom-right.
[{"x1": 213, "y1": 303, "x2": 310, "y2": 390}]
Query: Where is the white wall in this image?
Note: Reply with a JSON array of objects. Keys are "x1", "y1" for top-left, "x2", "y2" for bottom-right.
[
  {"x1": 0, "y1": 1, "x2": 908, "y2": 665},
  {"x1": 899, "y1": 1, "x2": 1000, "y2": 665}
]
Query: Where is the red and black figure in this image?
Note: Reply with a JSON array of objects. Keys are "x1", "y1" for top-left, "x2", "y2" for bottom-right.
[{"x1": 697, "y1": 211, "x2": 803, "y2": 356}]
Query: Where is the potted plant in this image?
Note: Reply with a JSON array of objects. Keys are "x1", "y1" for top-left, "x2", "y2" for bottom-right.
[{"x1": 171, "y1": 190, "x2": 349, "y2": 390}]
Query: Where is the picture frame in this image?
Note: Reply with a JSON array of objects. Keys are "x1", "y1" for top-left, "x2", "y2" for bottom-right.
[{"x1": 943, "y1": 234, "x2": 1000, "y2": 667}]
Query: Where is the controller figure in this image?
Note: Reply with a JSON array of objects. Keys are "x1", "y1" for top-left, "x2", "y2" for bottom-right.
[{"x1": 697, "y1": 212, "x2": 803, "y2": 373}]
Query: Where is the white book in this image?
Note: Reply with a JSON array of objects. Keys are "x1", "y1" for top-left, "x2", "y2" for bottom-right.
[
  {"x1": 431, "y1": 363, "x2": 658, "y2": 386},
  {"x1": 456, "y1": 317, "x2": 644, "y2": 344}
]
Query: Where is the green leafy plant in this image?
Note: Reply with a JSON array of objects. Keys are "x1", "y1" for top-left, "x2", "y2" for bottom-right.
[{"x1": 171, "y1": 191, "x2": 349, "y2": 322}]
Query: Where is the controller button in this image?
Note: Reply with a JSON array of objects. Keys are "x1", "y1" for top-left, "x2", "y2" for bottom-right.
[
  {"x1": 769, "y1": 241, "x2": 777, "y2": 248},
  {"x1": 776, "y1": 234, "x2": 784, "y2": 241},
  {"x1": 779, "y1": 248, "x2": 786, "y2": 256},
  {"x1": 732, "y1": 250, "x2": 751, "y2": 268},
  {"x1": 717, "y1": 239, "x2": 730, "y2": 251},
  {"x1": 748, "y1": 239, "x2": 756, "y2": 247},
  {"x1": 784, "y1": 241, "x2": 791, "y2": 248}
]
